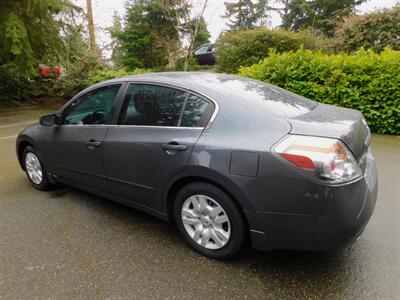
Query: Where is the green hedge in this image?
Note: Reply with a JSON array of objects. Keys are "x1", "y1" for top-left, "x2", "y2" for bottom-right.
[
  {"x1": 216, "y1": 29, "x2": 320, "y2": 73},
  {"x1": 239, "y1": 48, "x2": 400, "y2": 134}
]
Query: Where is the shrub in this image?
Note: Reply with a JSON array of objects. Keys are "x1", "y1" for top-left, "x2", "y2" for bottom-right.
[
  {"x1": 0, "y1": 64, "x2": 32, "y2": 102},
  {"x1": 239, "y1": 48, "x2": 400, "y2": 134},
  {"x1": 50, "y1": 67, "x2": 151, "y2": 101},
  {"x1": 0, "y1": 71, "x2": 54, "y2": 105},
  {"x1": 332, "y1": 5, "x2": 400, "y2": 53},
  {"x1": 173, "y1": 56, "x2": 203, "y2": 71},
  {"x1": 216, "y1": 29, "x2": 321, "y2": 73},
  {"x1": 51, "y1": 55, "x2": 99, "y2": 100}
]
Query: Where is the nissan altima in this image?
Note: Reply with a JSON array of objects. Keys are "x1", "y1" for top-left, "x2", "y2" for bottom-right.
[{"x1": 16, "y1": 72, "x2": 378, "y2": 259}]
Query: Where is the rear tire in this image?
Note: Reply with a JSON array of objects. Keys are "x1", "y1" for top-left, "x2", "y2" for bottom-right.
[
  {"x1": 173, "y1": 182, "x2": 245, "y2": 259},
  {"x1": 23, "y1": 146, "x2": 51, "y2": 190}
]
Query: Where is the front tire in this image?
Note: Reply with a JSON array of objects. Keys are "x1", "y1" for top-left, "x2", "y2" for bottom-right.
[
  {"x1": 173, "y1": 182, "x2": 245, "y2": 259},
  {"x1": 23, "y1": 146, "x2": 51, "y2": 190}
]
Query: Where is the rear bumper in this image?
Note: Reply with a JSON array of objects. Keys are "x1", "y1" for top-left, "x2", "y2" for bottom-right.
[{"x1": 246, "y1": 153, "x2": 378, "y2": 251}]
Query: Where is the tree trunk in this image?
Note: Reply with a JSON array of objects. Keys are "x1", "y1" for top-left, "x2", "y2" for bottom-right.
[
  {"x1": 183, "y1": 0, "x2": 209, "y2": 71},
  {"x1": 86, "y1": 0, "x2": 96, "y2": 55}
]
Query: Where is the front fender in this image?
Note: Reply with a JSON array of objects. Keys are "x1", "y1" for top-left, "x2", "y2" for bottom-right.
[{"x1": 16, "y1": 133, "x2": 39, "y2": 171}]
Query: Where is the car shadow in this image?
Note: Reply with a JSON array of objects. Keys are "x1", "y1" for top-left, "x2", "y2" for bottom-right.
[{"x1": 48, "y1": 184, "x2": 356, "y2": 296}]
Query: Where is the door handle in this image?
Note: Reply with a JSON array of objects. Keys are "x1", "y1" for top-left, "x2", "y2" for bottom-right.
[
  {"x1": 86, "y1": 139, "x2": 101, "y2": 150},
  {"x1": 162, "y1": 143, "x2": 187, "y2": 152}
]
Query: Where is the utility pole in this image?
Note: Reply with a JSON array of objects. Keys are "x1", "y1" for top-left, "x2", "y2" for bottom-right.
[{"x1": 86, "y1": 0, "x2": 97, "y2": 55}]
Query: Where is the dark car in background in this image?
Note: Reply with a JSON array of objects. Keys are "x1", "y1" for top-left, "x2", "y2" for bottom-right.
[
  {"x1": 16, "y1": 72, "x2": 377, "y2": 259},
  {"x1": 192, "y1": 43, "x2": 216, "y2": 65}
]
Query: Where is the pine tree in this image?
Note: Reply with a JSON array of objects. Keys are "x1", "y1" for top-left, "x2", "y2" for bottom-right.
[
  {"x1": 188, "y1": 17, "x2": 211, "y2": 49},
  {"x1": 254, "y1": 0, "x2": 270, "y2": 27},
  {"x1": 113, "y1": 0, "x2": 186, "y2": 69},
  {"x1": 279, "y1": 0, "x2": 366, "y2": 36},
  {"x1": 223, "y1": 0, "x2": 257, "y2": 31},
  {"x1": 0, "y1": 0, "x2": 87, "y2": 76},
  {"x1": 107, "y1": 11, "x2": 123, "y2": 65}
]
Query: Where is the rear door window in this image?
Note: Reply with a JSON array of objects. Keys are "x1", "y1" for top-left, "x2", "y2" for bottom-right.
[{"x1": 119, "y1": 84, "x2": 187, "y2": 127}]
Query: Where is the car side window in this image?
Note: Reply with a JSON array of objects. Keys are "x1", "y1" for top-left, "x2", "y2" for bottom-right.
[
  {"x1": 207, "y1": 45, "x2": 215, "y2": 52},
  {"x1": 181, "y1": 94, "x2": 214, "y2": 127},
  {"x1": 119, "y1": 84, "x2": 186, "y2": 127},
  {"x1": 194, "y1": 46, "x2": 208, "y2": 55},
  {"x1": 64, "y1": 85, "x2": 121, "y2": 125}
]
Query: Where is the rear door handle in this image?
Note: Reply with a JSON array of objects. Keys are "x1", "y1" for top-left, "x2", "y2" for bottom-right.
[
  {"x1": 162, "y1": 143, "x2": 187, "y2": 151},
  {"x1": 86, "y1": 139, "x2": 101, "y2": 150}
]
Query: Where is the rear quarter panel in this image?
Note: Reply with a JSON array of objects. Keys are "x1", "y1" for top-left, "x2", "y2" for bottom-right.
[{"x1": 187, "y1": 99, "x2": 292, "y2": 213}]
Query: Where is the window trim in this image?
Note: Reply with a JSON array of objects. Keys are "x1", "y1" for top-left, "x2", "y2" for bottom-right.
[
  {"x1": 190, "y1": 90, "x2": 219, "y2": 130},
  {"x1": 177, "y1": 92, "x2": 190, "y2": 127},
  {"x1": 115, "y1": 81, "x2": 219, "y2": 130}
]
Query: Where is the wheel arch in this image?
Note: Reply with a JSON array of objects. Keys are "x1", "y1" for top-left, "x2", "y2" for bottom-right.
[
  {"x1": 163, "y1": 169, "x2": 252, "y2": 233},
  {"x1": 17, "y1": 138, "x2": 35, "y2": 171}
]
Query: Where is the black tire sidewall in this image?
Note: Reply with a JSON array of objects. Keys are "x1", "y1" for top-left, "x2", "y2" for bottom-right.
[
  {"x1": 22, "y1": 146, "x2": 50, "y2": 190},
  {"x1": 174, "y1": 182, "x2": 245, "y2": 259}
]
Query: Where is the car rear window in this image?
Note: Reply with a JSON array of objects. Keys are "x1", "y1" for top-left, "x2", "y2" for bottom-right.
[{"x1": 217, "y1": 78, "x2": 318, "y2": 118}]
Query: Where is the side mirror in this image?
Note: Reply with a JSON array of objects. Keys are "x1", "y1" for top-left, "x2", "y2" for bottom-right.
[{"x1": 39, "y1": 114, "x2": 63, "y2": 126}]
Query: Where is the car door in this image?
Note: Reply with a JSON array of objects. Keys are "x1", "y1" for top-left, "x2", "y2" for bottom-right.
[
  {"x1": 103, "y1": 83, "x2": 215, "y2": 211},
  {"x1": 47, "y1": 84, "x2": 123, "y2": 191}
]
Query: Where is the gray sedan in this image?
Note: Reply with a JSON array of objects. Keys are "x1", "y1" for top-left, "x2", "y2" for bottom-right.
[{"x1": 16, "y1": 72, "x2": 378, "y2": 259}]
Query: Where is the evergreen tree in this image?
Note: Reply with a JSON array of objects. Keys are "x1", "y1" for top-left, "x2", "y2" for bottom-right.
[
  {"x1": 254, "y1": 0, "x2": 270, "y2": 27},
  {"x1": 107, "y1": 11, "x2": 123, "y2": 65},
  {"x1": 0, "y1": 0, "x2": 83, "y2": 76},
  {"x1": 189, "y1": 17, "x2": 211, "y2": 48},
  {"x1": 113, "y1": 0, "x2": 186, "y2": 69},
  {"x1": 279, "y1": 0, "x2": 365, "y2": 36},
  {"x1": 223, "y1": 0, "x2": 257, "y2": 31}
]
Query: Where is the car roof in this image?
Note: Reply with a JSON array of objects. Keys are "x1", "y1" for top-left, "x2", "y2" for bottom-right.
[
  {"x1": 97, "y1": 72, "x2": 317, "y2": 119},
  {"x1": 105, "y1": 72, "x2": 237, "y2": 92},
  {"x1": 103, "y1": 72, "x2": 265, "y2": 103}
]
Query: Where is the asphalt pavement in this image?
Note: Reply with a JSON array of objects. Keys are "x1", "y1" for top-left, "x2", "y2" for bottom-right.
[{"x1": 0, "y1": 108, "x2": 399, "y2": 299}]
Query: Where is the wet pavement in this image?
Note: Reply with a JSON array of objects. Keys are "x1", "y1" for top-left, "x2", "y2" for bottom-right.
[{"x1": 0, "y1": 108, "x2": 399, "y2": 299}]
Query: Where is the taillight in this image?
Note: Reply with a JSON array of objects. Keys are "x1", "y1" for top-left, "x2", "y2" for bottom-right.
[{"x1": 274, "y1": 135, "x2": 362, "y2": 183}]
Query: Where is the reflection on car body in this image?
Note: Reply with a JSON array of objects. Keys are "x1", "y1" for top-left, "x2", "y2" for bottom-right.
[{"x1": 16, "y1": 72, "x2": 378, "y2": 259}]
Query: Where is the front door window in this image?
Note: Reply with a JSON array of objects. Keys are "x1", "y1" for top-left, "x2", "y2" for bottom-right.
[{"x1": 64, "y1": 85, "x2": 121, "y2": 125}]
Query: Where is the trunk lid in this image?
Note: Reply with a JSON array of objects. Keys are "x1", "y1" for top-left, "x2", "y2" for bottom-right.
[{"x1": 287, "y1": 103, "x2": 371, "y2": 159}]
